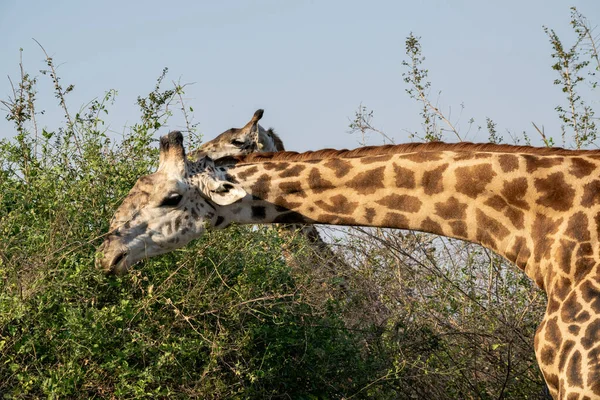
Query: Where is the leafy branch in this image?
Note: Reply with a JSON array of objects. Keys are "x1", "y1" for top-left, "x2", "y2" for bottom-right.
[
  {"x1": 402, "y1": 33, "x2": 463, "y2": 142},
  {"x1": 543, "y1": 7, "x2": 598, "y2": 148}
]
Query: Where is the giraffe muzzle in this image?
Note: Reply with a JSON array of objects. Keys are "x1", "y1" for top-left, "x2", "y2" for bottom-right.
[{"x1": 97, "y1": 240, "x2": 130, "y2": 275}]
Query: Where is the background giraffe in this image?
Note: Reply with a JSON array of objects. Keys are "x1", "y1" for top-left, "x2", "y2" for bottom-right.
[{"x1": 99, "y1": 133, "x2": 600, "y2": 398}]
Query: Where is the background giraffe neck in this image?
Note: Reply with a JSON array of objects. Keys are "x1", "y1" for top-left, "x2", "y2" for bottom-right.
[{"x1": 213, "y1": 147, "x2": 600, "y2": 290}]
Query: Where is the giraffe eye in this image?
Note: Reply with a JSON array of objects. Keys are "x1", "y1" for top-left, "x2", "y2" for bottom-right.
[
  {"x1": 160, "y1": 193, "x2": 183, "y2": 207},
  {"x1": 231, "y1": 139, "x2": 245, "y2": 146}
]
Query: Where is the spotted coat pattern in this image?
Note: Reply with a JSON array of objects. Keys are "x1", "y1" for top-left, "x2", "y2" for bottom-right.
[{"x1": 214, "y1": 144, "x2": 600, "y2": 400}]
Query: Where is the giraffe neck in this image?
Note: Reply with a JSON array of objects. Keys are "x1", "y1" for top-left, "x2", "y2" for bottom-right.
[{"x1": 209, "y1": 144, "x2": 600, "y2": 292}]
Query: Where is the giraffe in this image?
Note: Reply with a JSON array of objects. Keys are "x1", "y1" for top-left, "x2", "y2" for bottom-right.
[{"x1": 98, "y1": 131, "x2": 600, "y2": 399}]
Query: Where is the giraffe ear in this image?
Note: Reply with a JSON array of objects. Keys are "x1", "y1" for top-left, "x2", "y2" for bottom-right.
[
  {"x1": 207, "y1": 182, "x2": 247, "y2": 206},
  {"x1": 197, "y1": 172, "x2": 247, "y2": 206}
]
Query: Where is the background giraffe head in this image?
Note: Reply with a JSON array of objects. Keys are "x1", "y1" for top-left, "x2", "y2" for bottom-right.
[
  {"x1": 96, "y1": 131, "x2": 246, "y2": 275},
  {"x1": 188, "y1": 109, "x2": 284, "y2": 161}
]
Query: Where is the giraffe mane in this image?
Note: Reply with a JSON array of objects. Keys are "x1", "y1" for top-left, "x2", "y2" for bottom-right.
[
  {"x1": 216, "y1": 141, "x2": 600, "y2": 165},
  {"x1": 267, "y1": 128, "x2": 285, "y2": 151}
]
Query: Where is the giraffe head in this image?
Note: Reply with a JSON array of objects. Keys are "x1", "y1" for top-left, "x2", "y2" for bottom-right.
[
  {"x1": 97, "y1": 131, "x2": 246, "y2": 275},
  {"x1": 189, "y1": 109, "x2": 284, "y2": 161}
]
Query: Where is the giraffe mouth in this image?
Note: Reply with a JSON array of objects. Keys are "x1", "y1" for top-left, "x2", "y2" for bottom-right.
[{"x1": 106, "y1": 251, "x2": 129, "y2": 276}]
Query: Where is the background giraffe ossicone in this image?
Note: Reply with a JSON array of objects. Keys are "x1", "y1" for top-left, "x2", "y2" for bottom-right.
[{"x1": 99, "y1": 131, "x2": 600, "y2": 399}]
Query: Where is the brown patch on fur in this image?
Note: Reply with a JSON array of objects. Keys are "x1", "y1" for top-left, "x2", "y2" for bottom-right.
[
  {"x1": 567, "y1": 350, "x2": 584, "y2": 388},
  {"x1": 347, "y1": 166, "x2": 385, "y2": 195},
  {"x1": 553, "y1": 277, "x2": 573, "y2": 301},
  {"x1": 250, "y1": 174, "x2": 271, "y2": 200},
  {"x1": 532, "y1": 214, "x2": 563, "y2": 262},
  {"x1": 561, "y1": 292, "x2": 591, "y2": 324},
  {"x1": 422, "y1": 164, "x2": 448, "y2": 195},
  {"x1": 435, "y1": 197, "x2": 468, "y2": 220},
  {"x1": 308, "y1": 168, "x2": 334, "y2": 194},
  {"x1": 580, "y1": 242, "x2": 594, "y2": 258},
  {"x1": 501, "y1": 177, "x2": 529, "y2": 209},
  {"x1": 476, "y1": 229, "x2": 497, "y2": 249},
  {"x1": 476, "y1": 209, "x2": 510, "y2": 240},
  {"x1": 566, "y1": 212, "x2": 590, "y2": 242},
  {"x1": 581, "y1": 318, "x2": 600, "y2": 350},
  {"x1": 455, "y1": 164, "x2": 496, "y2": 198},
  {"x1": 237, "y1": 166, "x2": 259, "y2": 180},
  {"x1": 485, "y1": 196, "x2": 507, "y2": 212},
  {"x1": 279, "y1": 164, "x2": 306, "y2": 178},
  {"x1": 376, "y1": 194, "x2": 422, "y2": 213},
  {"x1": 524, "y1": 155, "x2": 564, "y2": 172},
  {"x1": 570, "y1": 157, "x2": 596, "y2": 178},
  {"x1": 399, "y1": 151, "x2": 443, "y2": 163},
  {"x1": 588, "y1": 348, "x2": 600, "y2": 395},
  {"x1": 534, "y1": 172, "x2": 575, "y2": 211},
  {"x1": 557, "y1": 239, "x2": 576, "y2": 274},
  {"x1": 574, "y1": 258, "x2": 596, "y2": 283},
  {"x1": 506, "y1": 208, "x2": 525, "y2": 230},
  {"x1": 421, "y1": 217, "x2": 443, "y2": 234},
  {"x1": 315, "y1": 195, "x2": 359, "y2": 215},
  {"x1": 558, "y1": 340, "x2": 576, "y2": 371},
  {"x1": 505, "y1": 236, "x2": 531, "y2": 270},
  {"x1": 453, "y1": 152, "x2": 492, "y2": 161},
  {"x1": 581, "y1": 280, "x2": 600, "y2": 314},
  {"x1": 498, "y1": 154, "x2": 519, "y2": 172},
  {"x1": 568, "y1": 325, "x2": 581, "y2": 335},
  {"x1": 279, "y1": 181, "x2": 307, "y2": 198},
  {"x1": 365, "y1": 207, "x2": 376, "y2": 223},
  {"x1": 264, "y1": 162, "x2": 290, "y2": 171},
  {"x1": 274, "y1": 196, "x2": 302, "y2": 212},
  {"x1": 545, "y1": 374, "x2": 559, "y2": 395},
  {"x1": 324, "y1": 158, "x2": 352, "y2": 178},
  {"x1": 545, "y1": 316, "x2": 562, "y2": 347},
  {"x1": 449, "y1": 221, "x2": 468, "y2": 238},
  {"x1": 581, "y1": 180, "x2": 600, "y2": 207},
  {"x1": 540, "y1": 345, "x2": 556, "y2": 365},
  {"x1": 384, "y1": 212, "x2": 409, "y2": 228},
  {"x1": 548, "y1": 293, "x2": 561, "y2": 314},
  {"x1": 484, "y1": 195, "x2": 525, "y2": 229},
  {"x1": 360, "y1": 154, "x2": 393, "y2": 164},
  {"x1": 393, "y1": 164, "x2": 416, "y2": 189}
]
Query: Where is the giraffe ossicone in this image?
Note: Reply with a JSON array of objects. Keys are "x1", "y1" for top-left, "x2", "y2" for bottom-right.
[{"x1": 98, "y1": 128, "x2": 600, "y2": 399}]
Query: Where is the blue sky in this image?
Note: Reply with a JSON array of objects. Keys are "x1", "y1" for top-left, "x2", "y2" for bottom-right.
[{"x1": 1, "y1": 0, "x2": 598, "y2": 152}]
